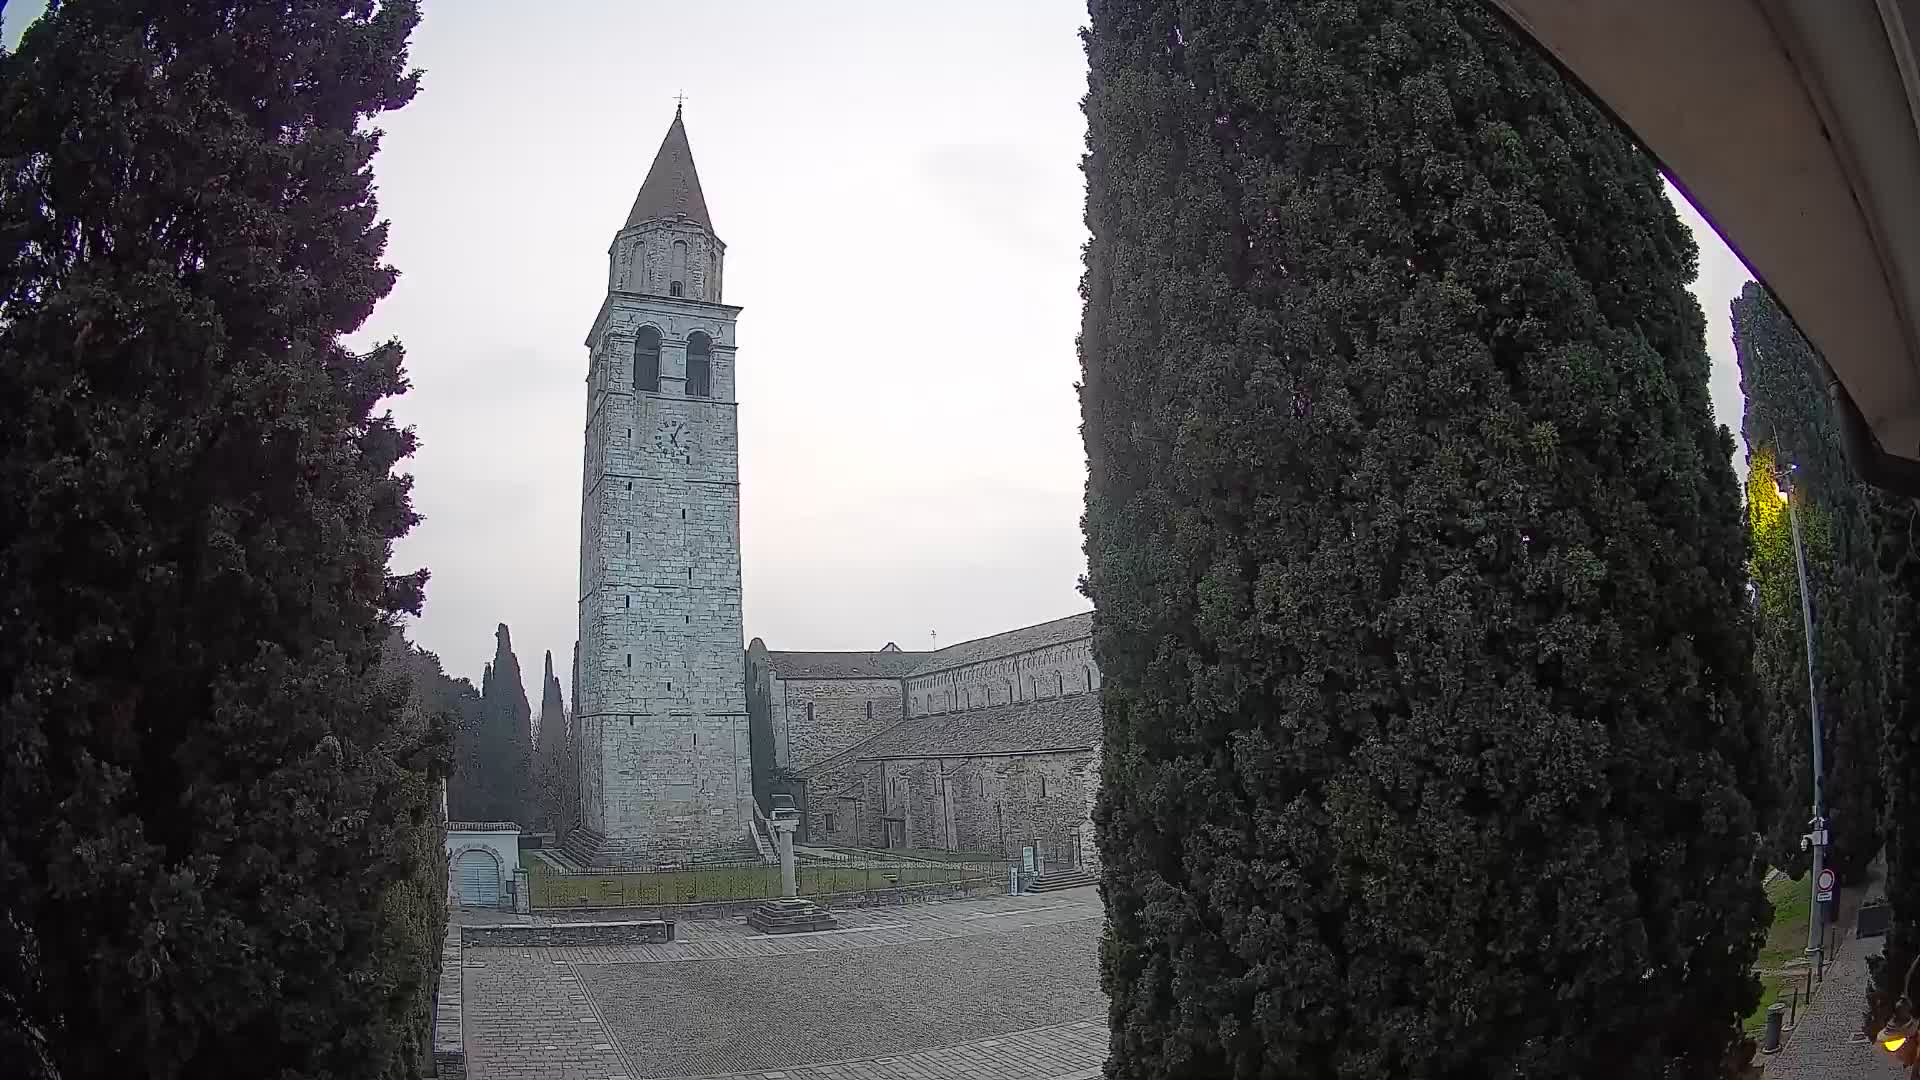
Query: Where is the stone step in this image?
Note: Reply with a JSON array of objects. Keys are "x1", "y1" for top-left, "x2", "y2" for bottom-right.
[
  {"x1": 1026, "y1": 868, "x2": 1099, "y2": 893},
  {"x1": 529, "y1": 847, "x2": 587, "y2": 874},
  {"x1": 745, "y1": 897, "x2": 840, "y2": 935}
]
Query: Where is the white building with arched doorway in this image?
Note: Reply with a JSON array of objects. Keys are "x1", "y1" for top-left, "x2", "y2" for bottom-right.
[{"x1": 447, "y1": 822, "x2": 521, "y2": 910}]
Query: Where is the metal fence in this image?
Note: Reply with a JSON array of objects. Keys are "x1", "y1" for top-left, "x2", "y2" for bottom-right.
[{"x1": 527, "y1": 851, "x2": 1014, "y2": 910}]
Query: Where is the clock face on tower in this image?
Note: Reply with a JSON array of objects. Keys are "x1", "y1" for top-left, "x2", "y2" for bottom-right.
[{"x1": 652, "y1": 418, "x2": 692, "y2": 463}]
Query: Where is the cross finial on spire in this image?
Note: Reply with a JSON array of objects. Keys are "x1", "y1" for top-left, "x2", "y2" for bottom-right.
[{"x1": 674, "y1": 90, "x2": 687, "y2": 117}]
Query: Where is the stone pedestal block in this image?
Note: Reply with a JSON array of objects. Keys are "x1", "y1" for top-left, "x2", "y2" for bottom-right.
[{"x1": 745, "y1": 897, "x2": 838, "y2": 935}]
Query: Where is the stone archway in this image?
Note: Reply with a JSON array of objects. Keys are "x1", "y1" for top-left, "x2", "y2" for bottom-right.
[{"x1": 449, "y1": 844, "x2": 505, "y2": 909}]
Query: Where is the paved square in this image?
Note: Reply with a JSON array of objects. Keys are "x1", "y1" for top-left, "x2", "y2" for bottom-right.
[
  {"x1": 460, "y1": 888, "x2": 1109, "y2": 1080},
  {"x1": 582, "y1": 922, "x2": 1099, "y2": 1077}
]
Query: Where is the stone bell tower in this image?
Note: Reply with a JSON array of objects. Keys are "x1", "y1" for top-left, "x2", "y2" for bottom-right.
[{"x1": 570, "y1": 107, "x2": 751, "y2": 865}]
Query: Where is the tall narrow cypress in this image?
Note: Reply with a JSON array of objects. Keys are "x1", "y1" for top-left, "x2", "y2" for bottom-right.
[
  {"x1": 1733, "y1": 281, "x2": 1887, "y2": 882},
  {"x1": 468, "y1": 625, "x2": 533, "y2": 825},
  {"x1": 1874, "y1": 493, "x2": 1920, "y2": 1034},
  {"x1": 533, "y1": 650, "x2": 569, "y2": 833},
  {"x1": 1079, "y1": 2, "x2": 1767, "y2": 1076}
]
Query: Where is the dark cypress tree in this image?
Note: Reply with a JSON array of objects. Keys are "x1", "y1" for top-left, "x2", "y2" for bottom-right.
[
  {"x1": 1733, "y1": 281, "x2": 1888, "y2": 882},
  {"x1": 375, "y1": 630, "x2": 459, "y2": 1070},
  {"x1": 442, "y1": 665, "x2": 486, "y2": 821},
  {"x1": 569, "y1": 639, "x2": 582, "y2": 833},
  {"x1": 477, "y1": 623, "x2": 533, "y2": 825},
  {"x1": 533, "y1": 650, "x2": 569, "y2": 833},
  {"x1": 0, "y1": 2, "x2": 437, "y2": 1078},
  {"x1": 1079, "y1": 2, "x2": 1767, "y2": 1076},
  {"x1": 1873, "y1": 492, "x2": 1920, "y2": 1034}
]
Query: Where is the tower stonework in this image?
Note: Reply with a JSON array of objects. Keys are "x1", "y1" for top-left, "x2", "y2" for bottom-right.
[{"x1": 572, "y1": 110, "x2": 752, "y2": 864}]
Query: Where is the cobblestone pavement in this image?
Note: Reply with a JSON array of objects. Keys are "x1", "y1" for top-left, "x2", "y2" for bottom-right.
[
  {"x1": 461, "y1": 887, "x2": 1107, "y2": 1080},
  {"x1": 583, "y1": 921, "x2": 1101, "y2": 1077},
  {"x1": 678, "y1": 1018, "x2": 1109, "y2": 1080},
  {"x1": 1762, "y1": 931, "x2": 1904, "y2": 1080},
  {"x1": 463, "y1": 952, "x2": 629, "y2": 1080},
  {"x1": 455, "y1": 889, "x2": 1101, "y2": 937}
]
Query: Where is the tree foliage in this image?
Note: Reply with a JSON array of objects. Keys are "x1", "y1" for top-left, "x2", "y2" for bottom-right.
[
  {"x1": 1078, "y1": 2, "x2": 1767, "y2": 1076},
  {"x1": 0, "y1": 2, "x2": 441, "y2": 1077},
  {"x1": 448, "y1": 623, "x2": 531, "y2": 824},
  {"x1": 532, "y1": 649, "x2": 572, "y2": 834},
  {"x1": 1734, "y1": 282, "x2": 1888, "y2": 881},
  {"x1": 1872, "y1": 492, "x2": 1920, "y2": 1034}
]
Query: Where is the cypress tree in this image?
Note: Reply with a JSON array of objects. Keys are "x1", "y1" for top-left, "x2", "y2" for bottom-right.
[
  {"x1": 477, "y1": 624, "x2": 532, "y2": 825},
  {"x1": 569, "y1": 639, "x2": 582, "y2": 833},
  {"x1": 442, "y1": 664, "x2": 485, "y2": 821},
  {"x1": 1873, "y1": 492, "x2": 1920, "y2": 1033},
  {"x1": 533, "y1": 650, "x2": 568, "y2": 833},
  {"x1": 1732, "y1": 282, "x2": 1887, "y2": 881},
  {"x1": 1079, "y1": 2, "x2": 1767, "y2": 1076},
  {"x1": 0, "y1": 2, "x2": 437, "y2": 1077}
]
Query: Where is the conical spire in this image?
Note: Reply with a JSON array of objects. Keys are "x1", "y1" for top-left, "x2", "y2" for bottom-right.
[{"x1": 624, "y1": 109, "x2": 713, "y2": 232}]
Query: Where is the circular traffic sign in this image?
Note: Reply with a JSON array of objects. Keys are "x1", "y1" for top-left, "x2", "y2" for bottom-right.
[{"x1": 1817, "y1": 867, "x2": 1836, "y2": 892}]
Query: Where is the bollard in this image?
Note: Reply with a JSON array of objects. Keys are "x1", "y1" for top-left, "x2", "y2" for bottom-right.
[{"x1": 1762, "y1": 1002, "x2": 1787, "y2": 1054}]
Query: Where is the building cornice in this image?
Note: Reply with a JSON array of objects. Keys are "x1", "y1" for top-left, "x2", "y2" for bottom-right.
[{"x1": 585, "y1": 292, "x2": 745, "y2": 347}]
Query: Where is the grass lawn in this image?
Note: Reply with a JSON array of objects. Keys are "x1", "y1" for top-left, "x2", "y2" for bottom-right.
[
  {"x1": 1741, "y1": 872, "x2": 1814, "y2": 1033},
  {"x1": 1758, "y1": 873, "x2": 1814, "y2": 970},
  {"x1": 1744, "y1": 969, "x2": 1799, "y2": 1034},
  {"x1": 527, "y1": 858, "x2": 1004, "y2": 908}
]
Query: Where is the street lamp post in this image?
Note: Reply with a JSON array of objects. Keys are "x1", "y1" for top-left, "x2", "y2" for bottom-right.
[{"x1": 1778, "y1": 465, "x2": 1830, "y2": 980}]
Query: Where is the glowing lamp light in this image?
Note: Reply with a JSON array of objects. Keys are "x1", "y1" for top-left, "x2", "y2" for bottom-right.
[{"x1": 1879, "y1": 993, "x2": 1920, "y2": 1068}]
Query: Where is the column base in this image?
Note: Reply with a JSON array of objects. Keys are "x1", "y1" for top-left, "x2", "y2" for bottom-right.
[{"x1": 745, "y1": 897, "x2": 838, "y2": 934}]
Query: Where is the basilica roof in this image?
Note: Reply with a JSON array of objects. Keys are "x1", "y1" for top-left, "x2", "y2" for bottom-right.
[
  {"x1": 906, "y1": 611, "x2": 1093, "y2": 677},
  {"x1": 851, "y1": 691, "x2": 1101, "y2": 760},
  {"x1": 625, "y1": 107, "x2": 713, "y2": 233},
  {"x1": 766, "y1": 650, "x2": 929, "y2": 680}
]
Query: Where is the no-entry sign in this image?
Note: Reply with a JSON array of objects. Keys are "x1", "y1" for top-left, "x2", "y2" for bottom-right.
[{"x1": 1816, "y1": 867, "x2": 1837, "y2": 902}]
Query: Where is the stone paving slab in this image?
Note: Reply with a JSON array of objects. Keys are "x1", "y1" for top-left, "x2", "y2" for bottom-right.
[
  {"x1": 663, "y1": 1018, "x2": 1109, "y2": 1080},
  {"x1": 457, "y1": 886, "x2": 1101, "y2": 938},
  {"x1": 1762, "y1": 931, "x2": 1905, "y2": 1080},
  {"x1": 460, "y1": 896, "x2": 1102, "y2": 967},
  {"x1": 463, "y1": 956, "x2": 627, "y2": 1080},
  {"x1": 461, "y1": 887, "x2": 1109, "y2": 1080},
  {"x1": 583, "y1": 921, "x2": 1102, "y2": 1077}
]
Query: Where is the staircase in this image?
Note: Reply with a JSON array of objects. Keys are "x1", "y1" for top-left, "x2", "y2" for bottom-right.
[
  {"x1": 1025, "y1": 867, "x2": 1099, "y2": 893},
  {"x1": 748, "y1": 805, "x2": 778, "y2": 865}
]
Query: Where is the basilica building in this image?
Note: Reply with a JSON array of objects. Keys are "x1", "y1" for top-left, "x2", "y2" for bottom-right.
[{"x1": 570, "y1": 111, "x2": 1098, "y2": 872}]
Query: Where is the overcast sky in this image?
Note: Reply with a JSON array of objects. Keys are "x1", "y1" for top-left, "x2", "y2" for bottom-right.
[{"x1": 8, "y1": 1, "x2": 1753, "y2": 696}]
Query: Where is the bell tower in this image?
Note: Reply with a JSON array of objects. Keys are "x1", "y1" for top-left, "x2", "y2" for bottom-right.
[{"x1": 572, "y1": 107, "x2": 751, "y2": 864}]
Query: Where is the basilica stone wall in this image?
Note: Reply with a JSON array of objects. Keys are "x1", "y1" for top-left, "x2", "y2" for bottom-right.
[
  {"x1": 770, "y1": 675, "x2": 907, "y2": 772},
  {"x1": 796, "y1": 691, "x2": 1101, "y2": 870},
  {"x1": 861, "y1": 752, "x2": 1098, "y2": 868},
  {"x1": 903, "y1": 614, "x2": 1098, "y2": 718}
]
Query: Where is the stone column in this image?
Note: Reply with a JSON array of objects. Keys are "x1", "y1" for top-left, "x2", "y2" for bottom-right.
[
  {"x1": 747, "y1": 808, "x2": 837, "y2": 934},
  {"x1": 771, "y1": 816, "x2": 798, "y2": 898}
]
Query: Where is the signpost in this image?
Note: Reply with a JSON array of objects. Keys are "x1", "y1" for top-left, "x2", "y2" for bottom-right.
[{"x1": 1816, "y1": 867, "x2": 1836, "y2": 904}]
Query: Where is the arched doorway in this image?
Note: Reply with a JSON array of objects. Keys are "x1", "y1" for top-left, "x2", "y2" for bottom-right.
[{"x1": 453, "y1": 847, "x2": 503, "y2": 908}]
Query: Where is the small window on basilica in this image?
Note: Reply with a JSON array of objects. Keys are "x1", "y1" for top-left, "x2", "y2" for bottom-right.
[{"x1": 670, "y1": 280, "x2": 684, "y2": 297}]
